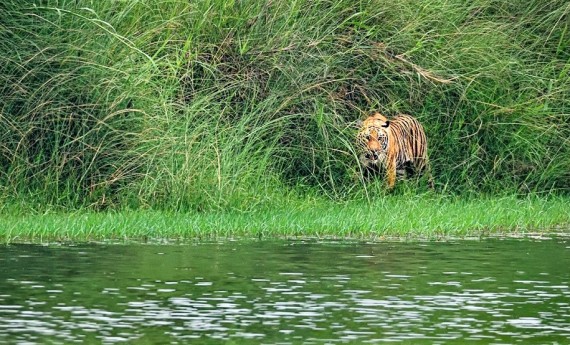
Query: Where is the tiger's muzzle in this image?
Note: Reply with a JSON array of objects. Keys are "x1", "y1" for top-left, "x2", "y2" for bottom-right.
[{"x1": 364, "y1": 152, "x2": 379, "y2": 161}]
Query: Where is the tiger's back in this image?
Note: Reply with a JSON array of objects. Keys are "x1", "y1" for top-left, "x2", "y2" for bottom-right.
[{"x1": 388, "y1": 114, "x2": 428, "y2": 175}]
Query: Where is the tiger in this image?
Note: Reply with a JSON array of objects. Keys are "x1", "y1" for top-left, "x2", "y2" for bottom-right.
[{"x1": 356, "y1": 112, "x2": 433, "y2": 189}]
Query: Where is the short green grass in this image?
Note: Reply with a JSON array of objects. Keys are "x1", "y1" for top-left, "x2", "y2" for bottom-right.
[{"x1": 1, "y1": 195, "x2": 568, "y2": 243}]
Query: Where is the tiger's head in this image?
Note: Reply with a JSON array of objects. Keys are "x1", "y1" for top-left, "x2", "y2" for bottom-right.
[{"x1": 356, "y1": 112, "x2": 391, "y2": 167}]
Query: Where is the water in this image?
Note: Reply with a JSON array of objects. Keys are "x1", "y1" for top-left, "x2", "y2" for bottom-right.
[{"x1": 1, "y1": 239, "x2": 569, "y2": 344}]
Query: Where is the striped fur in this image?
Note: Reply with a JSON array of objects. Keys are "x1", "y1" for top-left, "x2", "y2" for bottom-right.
[{"x1": 356, "y1": 112, "x2": 432, "y2": 188}]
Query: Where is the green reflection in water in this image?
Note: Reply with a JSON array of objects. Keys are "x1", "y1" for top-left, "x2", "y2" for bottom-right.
[{"x1": 1, "y1": 239, "x2": 569, "y2": 344}]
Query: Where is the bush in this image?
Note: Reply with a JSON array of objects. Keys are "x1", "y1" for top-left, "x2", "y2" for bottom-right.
[{"x1": 1, "y1": 0, "x2": 569, "y2": 210}]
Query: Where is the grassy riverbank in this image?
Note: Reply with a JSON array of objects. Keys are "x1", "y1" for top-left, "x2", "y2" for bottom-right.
[
  {"x1": 1, "y1": 195, "x2": 568, "y2": 243},
  {"x1": 1, "y1": 1, "x2": 569, "y2": 242}
]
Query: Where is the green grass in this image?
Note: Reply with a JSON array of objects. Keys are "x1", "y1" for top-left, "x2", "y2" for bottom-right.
[
  {"x1": 1, "y1": 195, "x2": 568, "y2": 243},
  {"x1": 1, "y1": 1, "x2": 569, "y2": 241}
]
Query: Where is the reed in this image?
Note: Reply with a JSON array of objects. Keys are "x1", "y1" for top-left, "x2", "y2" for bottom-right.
[{"x1": 1, "y1": 0, "x2": 569, "y2": 212}]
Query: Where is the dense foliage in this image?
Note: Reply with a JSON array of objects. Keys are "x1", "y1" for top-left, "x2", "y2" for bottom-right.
[{"x1": 1, "y1": 0, "x2": 569, "y2": 210}]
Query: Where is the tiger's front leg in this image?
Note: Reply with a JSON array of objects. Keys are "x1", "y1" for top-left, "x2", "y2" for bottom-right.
[{"x1": 386, "y1": 158, "x2": 397, "y2": 189}]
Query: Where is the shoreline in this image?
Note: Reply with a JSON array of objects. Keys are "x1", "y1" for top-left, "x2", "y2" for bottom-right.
[{"x1": 2, "y1": 196, "x2": 569, "y2": 244}]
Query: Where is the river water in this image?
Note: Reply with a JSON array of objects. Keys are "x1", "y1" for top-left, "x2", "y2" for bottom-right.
[{"x1": 1, "y1": 239, "x2": 569, "y2": 344}]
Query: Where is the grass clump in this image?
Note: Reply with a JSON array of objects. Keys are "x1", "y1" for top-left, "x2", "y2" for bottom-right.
[{"x1": 1, "y1": 0, "x2": 569, "y2": 213}]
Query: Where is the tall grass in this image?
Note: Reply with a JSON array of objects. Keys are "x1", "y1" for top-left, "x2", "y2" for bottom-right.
[{"x1": 1, "y1": 0, "x2": 569, "y2": 211}]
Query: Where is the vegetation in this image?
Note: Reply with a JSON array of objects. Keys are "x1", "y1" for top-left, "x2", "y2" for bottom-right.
[
  {"x1": 1, "y1": 0, "x2": 569, "y2": 240},
  {"x1": 2, "y1": 195, "x2": 569, "y2": 243}
]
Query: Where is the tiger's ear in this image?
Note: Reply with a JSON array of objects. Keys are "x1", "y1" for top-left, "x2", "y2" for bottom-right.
[
  {"x1": 381, "y1": 120, "x2": 390, "y2": 128},
  {"x1": 354, "y1": 119, "x2": 363, "y2": 129}
]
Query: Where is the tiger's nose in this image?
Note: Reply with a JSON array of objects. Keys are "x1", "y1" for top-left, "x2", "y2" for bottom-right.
[{"x1": 365, "y1": 152, "x2": 379, "y2": 160}]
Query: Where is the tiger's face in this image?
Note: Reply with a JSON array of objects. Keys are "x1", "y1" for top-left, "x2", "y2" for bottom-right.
[{"x1": 356, "y1": 113, "x2": 391, "y2": 167}]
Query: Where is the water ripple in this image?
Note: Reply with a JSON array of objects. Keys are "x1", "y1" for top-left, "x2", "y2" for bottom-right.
[{"x1": 1, "y1": 240, "x2": 569, "y2": 343}]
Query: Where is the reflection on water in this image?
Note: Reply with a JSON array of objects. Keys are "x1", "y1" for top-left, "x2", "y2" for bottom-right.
[{"x1": 1, "y1": 239, "x2": 569, "y2": 344}]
